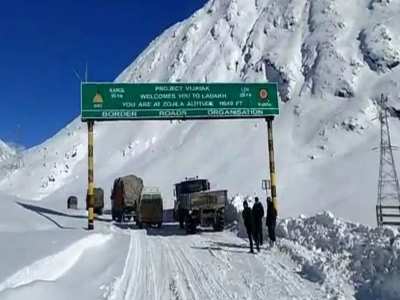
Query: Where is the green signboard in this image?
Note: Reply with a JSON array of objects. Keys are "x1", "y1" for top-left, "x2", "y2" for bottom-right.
[{"x1": 81, "y1": 83, "x2": 279, "y2": 121}]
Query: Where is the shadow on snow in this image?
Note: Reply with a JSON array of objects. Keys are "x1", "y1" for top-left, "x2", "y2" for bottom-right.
[{"x1": 16, "y1": 202, "x2": 112, "y2": 230}]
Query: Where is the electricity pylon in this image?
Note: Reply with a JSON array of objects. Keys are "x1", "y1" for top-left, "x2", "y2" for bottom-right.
[{"x1": 376, "y1": 94, "x2": 400, "y2": 226}]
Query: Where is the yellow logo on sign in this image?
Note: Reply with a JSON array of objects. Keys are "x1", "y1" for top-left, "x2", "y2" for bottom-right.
[{"x1": 93, "y1": 92, "x2": 103, "y2": 104}]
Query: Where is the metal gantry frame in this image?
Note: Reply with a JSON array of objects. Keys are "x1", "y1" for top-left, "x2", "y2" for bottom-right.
[
  {"x1": 85, "y1": 118, "x2": 279, "y2": 230},
  {"x1": 376, "y1": 94, "x2": 400, "y2": 227},
  {"x1": 81, "y1": 82, "x2": 280, "y2": 230}
]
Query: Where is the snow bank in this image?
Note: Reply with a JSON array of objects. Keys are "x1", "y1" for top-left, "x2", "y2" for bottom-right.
[
  {"x1": 277, "y1": 212, "x2": 400, "y2": 300},
  {"x1": 0, "y1": 233, "x2": 111, "y2": 294}
]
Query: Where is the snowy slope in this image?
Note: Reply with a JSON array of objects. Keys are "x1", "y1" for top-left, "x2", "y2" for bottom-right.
[
  {"x1": 0, "y1": 140, "x2": 16, "y2": 163},
  {"x1": 1, "y1": 0, "x2": 400, "y2": 225}
]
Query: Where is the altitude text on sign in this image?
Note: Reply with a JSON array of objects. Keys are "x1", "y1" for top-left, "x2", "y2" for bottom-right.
[{"x1": 81, "y1": 83, "x2": 279, "y2": 121}]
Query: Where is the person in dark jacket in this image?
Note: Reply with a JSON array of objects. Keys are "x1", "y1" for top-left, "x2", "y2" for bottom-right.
[
  {"x1": 252, "y1": 196, "x2": 264, "y2": 251},
  {"x1": 242, "y1": 200, "x2": 254, "y2": 253},
  {"x1": 266, "y1": 197, "x2": 277, "y2": 247}
]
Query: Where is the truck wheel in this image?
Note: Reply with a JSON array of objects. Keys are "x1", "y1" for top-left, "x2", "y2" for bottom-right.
[
  {"x1": 116, "y1": 211, "x2": 122, "y2": 223},
  {"x1": 213, "y1": 218, "x2": 224, "y2": 231},
  {"x1": 190, "y1": 224, "x2": 196, "y2": 234},
  {"x1": 137, "y1": 221, "x2": 143, "y2": 229},
  {"x1": 185, "y1": 219, "x2": 196, "y2": 234}
]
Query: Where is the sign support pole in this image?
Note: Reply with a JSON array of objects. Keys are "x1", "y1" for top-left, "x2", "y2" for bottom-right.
[
  {"x1": 266, "y1": 117, "x2": 278, "y2": 211},
  {"x1": 87, "y1": 121, "x2": 95, "y2": 230}
]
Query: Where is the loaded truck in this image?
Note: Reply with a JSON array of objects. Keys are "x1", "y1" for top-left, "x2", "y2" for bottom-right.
[
  {"x1": 86, "y1": 187, "x2": 104, "y2": 215},
  {"x1": 173, "y1": 177, "x2": 227, "y2": 234},
  {"x1": 136, "y1": 187, "x2": 163, "y2": 228},
  {"x1": 111, "y1": 175, "x2": 143, "y2": 222}
]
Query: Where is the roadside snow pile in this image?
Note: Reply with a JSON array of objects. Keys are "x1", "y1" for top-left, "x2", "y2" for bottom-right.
[
  {"x1": 277, "y1": 211, "x2": 400, "y2": 300},
  {"x1": 0, "y1": 233, "x2": 111, "y2": 293},
  {"x1": 230, "y1": 195, "x2": 255, "y2": 212}
]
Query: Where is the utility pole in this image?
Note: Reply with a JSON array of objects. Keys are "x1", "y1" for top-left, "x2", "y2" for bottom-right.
[
  {"x1": 376, "y1": 94, "x2": 400, "y2": 226},
  {"x1": 87, "y1": 121, "x2": 95, "y2": 230},
  {"x1": 74, "y1": 62, "x2": 95, "y2": 230},
  {"x1": 266, "y1": 117, "x2": 278, "y2": 212}
]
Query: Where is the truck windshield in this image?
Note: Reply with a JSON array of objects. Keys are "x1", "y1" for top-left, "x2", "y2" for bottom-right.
[{"x1": 178, "y1": 180, "x2": 207, "y2": 194}]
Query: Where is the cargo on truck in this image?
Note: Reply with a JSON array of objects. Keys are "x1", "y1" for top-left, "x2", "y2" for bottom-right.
[{"x1": 111, "y1": 175, "x2": 143, "y2": 222}]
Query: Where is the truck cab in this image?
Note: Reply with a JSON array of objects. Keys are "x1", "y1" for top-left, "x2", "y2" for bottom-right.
[{"x1": 174, "y1": 177, "x2": 210, "y2": 228}]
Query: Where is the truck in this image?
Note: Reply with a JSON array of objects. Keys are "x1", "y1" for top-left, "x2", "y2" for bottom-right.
[
  {"x1": 136, "y1": 187, "x2": 163, "y2": 228},
  {"x1": 174, "y1": 178, "x2": 210, "y2": 228},
  {"x1": 173, "y1": 178, "x2": 227, "y2": 234},
  {"x1": 111, "y1": 175, "x2": 143, "y2": 222},
  {"x1": 86, "y1": 187, "x2": 104, "y2": 215}
]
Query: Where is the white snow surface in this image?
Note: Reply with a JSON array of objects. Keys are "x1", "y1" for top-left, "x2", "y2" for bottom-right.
[
  {"x1": 0, "y1": 191, "x2": 399, "y2": 299},
  {"x1": 276, "y1": 211, "x2": 400, "y2": 300},
  {"x1": 1, "y1": 0, "x2": 400, "y2": 299},
  {"x1": 0, "y1": 233, "x2": 111, "y2": 293},
  {"x1": 0, "y1": 140, "x2": 15, "y2": 162}
]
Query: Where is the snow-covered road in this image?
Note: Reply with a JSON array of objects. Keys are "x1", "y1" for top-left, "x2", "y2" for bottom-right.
[
  {"x1": 106, "y1": 224, "x2": 325, "y2": 300},
  {"x1": 2, "y1": 196, "x2": 400, "y2": 299},
  {"x1": 0, "y1": 218, "x2": 325, "y2": 300}
]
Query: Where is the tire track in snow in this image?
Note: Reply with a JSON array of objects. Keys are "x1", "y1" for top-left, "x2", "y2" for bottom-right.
[
  {"x1": 164, "y1": 236, "x2": 234, "y2": 300},
  {"x1": 179, "y1": 247, "x2": 233, "y2": 300},
  {"x1": 108, "y1": 229, "x2": 169, "y2": 300},
  {"x1": 245, "y1": 248, "x2": 325, "y2": 299},
  {"x1": 0, "y1": 233, "x2": 111, "y2": 294},
  {"x1": 204, "y1": 235, "x2": 325, "y2": 300},
  {"x1": 109, "y1": 230, "x2": 233, "y2": 300},
  {"x1": 108, "y1": 228, "x2": 325, "y2": 300},
  {"x1": 108, "y1": 229, "x2": 143, "y2": 300},
  {"x1": 164, "y1": 239, "x2": 198, "y2": 300}
]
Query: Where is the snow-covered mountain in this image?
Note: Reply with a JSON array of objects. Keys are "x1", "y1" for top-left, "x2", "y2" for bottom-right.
[
  {"x1": 0, "y1": 140, "x2": 16, "y2": 163},
  {"x1": 1, "y1": 0, "x2": 400, "y2": 225}
]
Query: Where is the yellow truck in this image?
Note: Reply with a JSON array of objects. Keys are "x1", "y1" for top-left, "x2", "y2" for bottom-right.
[{"x1": 137, "y1": 187, "x2": 163, "y2": 228}]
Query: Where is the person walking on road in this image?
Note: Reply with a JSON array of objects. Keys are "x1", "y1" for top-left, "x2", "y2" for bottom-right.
[
  {"x1": 242, "y1": 200, "x2": 254, "y2": 253},
  {"x1": 252, "y1": 196, "x2": 264, "y2": 251},
  {"x1": 266, "y1": 196, "x2": 277, "y2": 248}
]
